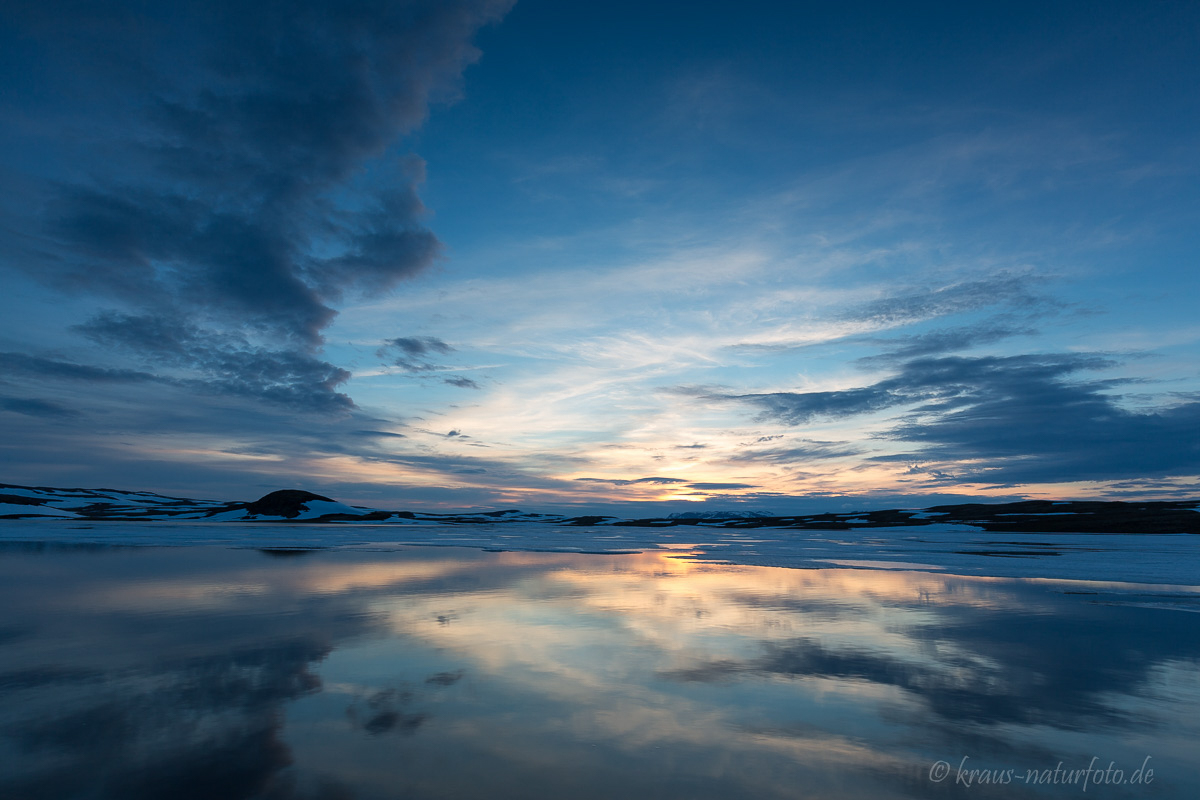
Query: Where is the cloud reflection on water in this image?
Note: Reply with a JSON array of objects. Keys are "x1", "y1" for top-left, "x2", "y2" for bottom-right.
[{"x1": 0, "y1": 545, "x2": 1197, "y2": 799}]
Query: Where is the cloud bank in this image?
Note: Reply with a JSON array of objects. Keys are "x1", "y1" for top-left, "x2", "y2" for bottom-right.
[
  {"x1": 6, "y1": 0, "x2": 512, "y2": 407},
  {"x1": 694, "y1": 353, "x2": 1200, "y2": 485}
]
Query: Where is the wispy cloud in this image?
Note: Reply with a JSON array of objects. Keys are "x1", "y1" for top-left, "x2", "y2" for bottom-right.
[
  {"x1": 856, "y1": 319, "x2": 1039, "y2": 363},
  {"x1": 378, "y1": 335, "x2": 457, "y2": 373},
  {"x1": 726, "y1": 441, "x2": 862, "y2": 465},
  {"x1": 839, "y1": 274, "x2": 1046, "y2": 327},
  {"x1": 686, "y1": 351, "x2": 1200, "y2": 485},
  {"x1": 76, "y1": 312, "x2": 354, "y2": 413},
  {"x1": 575, "y1": 476, "x2": 690, "y2": 486}
]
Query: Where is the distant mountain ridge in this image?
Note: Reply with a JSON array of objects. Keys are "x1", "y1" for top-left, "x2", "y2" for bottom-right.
[
  {"x1": 2, "y1": 483, "x2": 1198, "y2": 533},
  {"x1": 667, "y1": 510, "x2": 774, "y2": 520}
]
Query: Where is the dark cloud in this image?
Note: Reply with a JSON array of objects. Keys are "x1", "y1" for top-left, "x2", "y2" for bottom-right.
[
  {"x1": 76, "y1": 312, "x2": 354, "y2": 413},
  {"x1": 886, "y1": 373, "x2": 1200, "y2": 486},
  {"x1": 0, "y1": 352, "x2": 156, "y2": 383},
  {"x1": 47, "y1": 185, "x2": 337, "y2": 344},
  {"x1": 383, "y1": 336, "x2": 455, "y2": 358},
  {"x1": 349, "y1": 429, "x2": 406, "y2": 439},
  {"x1": 703, "y1": 352, "x2": 1200, "y2": 484},
  {"x1": 443, "y1": 376, "x2": 480, "y2": 389},
  {"x1": 379, "y1": 336, "x2": 456, "y2": 373},
  {"x1": 731, "y1": 386, "x2": 896, "y2": 425},
  {"x1": 728, "y1": 440, "x2": 861, "y2": 464},
  {"x1": 699, "y1": 353, "x2": 1115, "y2": 426},
  {"x1": 0, "y1": 395, "x2": 80, "y2": 418},
  {"x1": 4, "y1": 0, "x2": 511, "y2": 408},
  {"x1": 574, "y1": 476, "x2": 690, "y2": 486},
  {"x1": 685, "y1": 482, "x2": 756, "y2": 490},
  {"x1": 25, "y1": 0, "x2": 513, "y2": 341}
]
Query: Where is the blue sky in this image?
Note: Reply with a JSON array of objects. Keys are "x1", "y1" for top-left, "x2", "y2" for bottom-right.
[{"x1": 1, "y1": 0, "x2": 1198, "y2": 511}]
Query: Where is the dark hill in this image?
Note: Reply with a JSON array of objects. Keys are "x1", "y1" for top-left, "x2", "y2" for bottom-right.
[
  {"x1": 928, "y1": 500, "x2": 1200, "y2": 533},
  {"x1": 243, "y1": 490, "x2": 334, "y2": 519}
]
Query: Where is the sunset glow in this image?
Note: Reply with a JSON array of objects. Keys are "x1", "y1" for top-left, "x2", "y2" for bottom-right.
[{"x1": 1, "y1": 1, "x2": 1197, "y2": 513}]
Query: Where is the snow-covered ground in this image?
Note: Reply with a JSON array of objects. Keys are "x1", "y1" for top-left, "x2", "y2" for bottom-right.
[{"x1": 2, "y1": 518, "x2": 1197, "y2": 589}]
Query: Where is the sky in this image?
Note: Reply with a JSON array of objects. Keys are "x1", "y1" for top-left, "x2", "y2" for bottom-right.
[{"x1": 1, "y1": 0, "x2": 1198, "y2": 513}]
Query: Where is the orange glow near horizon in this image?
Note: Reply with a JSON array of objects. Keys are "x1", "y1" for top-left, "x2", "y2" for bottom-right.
[{"x1": 109, "y1": 430, "x2": 1197, "y2": 511}]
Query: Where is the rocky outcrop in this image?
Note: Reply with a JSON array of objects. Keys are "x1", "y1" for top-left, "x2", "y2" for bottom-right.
[{"x1": 243, "y1": 490, "x2": 336, "y2": 519}]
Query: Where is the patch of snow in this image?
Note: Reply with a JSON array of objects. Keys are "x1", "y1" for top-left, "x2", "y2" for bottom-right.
[
  {"x1": 0, "y1": 503, "x2": 78, "y2": 517},
  {"x1": 292, "y1": 500, "x2": 375, "y2": 519}
]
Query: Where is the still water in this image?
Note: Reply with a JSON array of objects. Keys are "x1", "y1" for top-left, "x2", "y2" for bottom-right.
[{"x1": 1, "y1": 544, "x2": 1197, "y2": 799}]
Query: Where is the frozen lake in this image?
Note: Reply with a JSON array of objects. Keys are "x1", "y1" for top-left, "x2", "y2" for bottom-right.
[
  {"x1": 1, "y1": 525, "x2": 1198, "y2": 798},
  {"x1": 2, "y1": 518, "x2": 1199, "y2": 584}
]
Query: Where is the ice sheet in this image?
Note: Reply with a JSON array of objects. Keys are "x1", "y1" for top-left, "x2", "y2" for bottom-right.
[{"x1": 2, "y1": 519, "x2": 1197, "y2": 587}]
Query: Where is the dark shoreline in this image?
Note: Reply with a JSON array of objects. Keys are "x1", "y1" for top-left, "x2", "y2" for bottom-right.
[{"x1": 3, "y1": 484, "x2": 1198, "y2": 533}]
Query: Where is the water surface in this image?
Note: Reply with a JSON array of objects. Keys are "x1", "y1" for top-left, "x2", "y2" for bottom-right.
[{"x1": 1, "y1": 544, "x2": 1197, "y2": 798}]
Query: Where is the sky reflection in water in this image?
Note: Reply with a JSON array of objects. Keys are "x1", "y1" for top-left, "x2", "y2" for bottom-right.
[{"x1": 1, "y1": 544, "x2": 1197, "y2": 799}]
